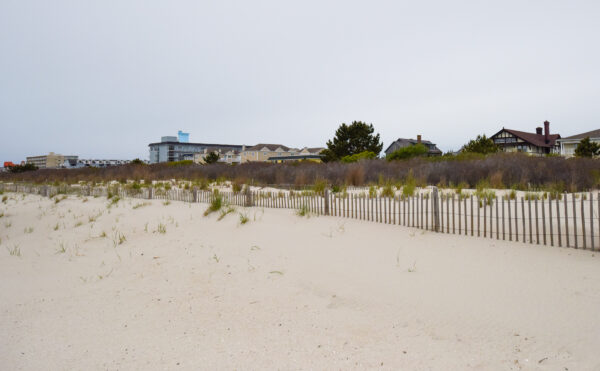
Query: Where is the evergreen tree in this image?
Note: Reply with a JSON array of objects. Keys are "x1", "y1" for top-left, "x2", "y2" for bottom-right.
[
  {"x1": 204, "y1": 152, "x2": 220, "y2": 164},
  {"x1": 321, "y1": 121, "x2": 383, "y2": 162},
  {"x1": 574, "y1": 137, "x2": 600, "y2": 157},
  {"x1": 461, "y1": 135, "x2": 499, "y2": 154}
]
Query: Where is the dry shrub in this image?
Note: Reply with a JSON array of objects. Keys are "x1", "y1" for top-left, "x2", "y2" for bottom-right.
[
  {"x1": 345, "y1": 164, "x2": 365, "y2": 186},
  {"x1": 489, "y1": 170, "x2": 504, "y2": 189},
  {"x1": 294, "y1": 171, "x2": 309, "y2": 187},
  {"x1": 2, "y1": 153, "x2": 600, "y2": 192}
]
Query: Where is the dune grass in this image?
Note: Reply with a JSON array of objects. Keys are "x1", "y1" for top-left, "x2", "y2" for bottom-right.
[
  {"x1": 6, "y1": 244, "x2": 21, "y2": 257},
  {"x1": 204, "y1": 191, "x2": 223, "y2": 216},
  {"x1": 132, "y1": 202, "x2": 150, "y2": 209},
  {"x1": 296, "y1": 204, "x2": 310, "y2": 217},
  {"x1": 112, "y1": 231, "x2": 126, "y2": 247},
  {"x1": 56, "y1": 242, "x2": 66, "y2": 254},
  {"x1": 218, "y1": 205, "x2": 235, "y2": 221}
]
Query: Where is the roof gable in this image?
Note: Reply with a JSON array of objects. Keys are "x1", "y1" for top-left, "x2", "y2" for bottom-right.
[
  {"x1": 246, "y1": 143, "x2": 291, "y2": 152},
  {"x1": 560, "y1": 129, "x2": 600, "y2": 140},
  {"x1": 493, "y1": 128, "x2": 561, "y2": 147},
  {"x1": 384, "y1": 138, "x2": 439, "y2": 154}
]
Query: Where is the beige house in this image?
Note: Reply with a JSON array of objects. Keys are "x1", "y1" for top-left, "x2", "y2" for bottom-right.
[
  {"x1": 241, "y1": 144, "x2": 297, "y2": 163},
  {"x1": 193, "y1": 148, "x2": 242, "y2": 165},
  {"x1": 26, "y1": 152, "x2": 78, "y2": 169},
  {"x1": 557, "y1": 129, "x2": 600, "y2": 157}
]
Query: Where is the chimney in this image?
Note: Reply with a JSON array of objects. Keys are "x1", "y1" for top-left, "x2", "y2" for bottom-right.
[
  {"x1": 536, "y1": 127, "x2": 543, "y2": 135},
  {"x1": 417, "y1": 135, "x2": 422, "y2": 144},
  {"x1": 544, "y1": 121, "x2": 550, "y2": 143}
]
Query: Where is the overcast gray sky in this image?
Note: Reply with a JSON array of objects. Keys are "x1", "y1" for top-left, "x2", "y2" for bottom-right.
[{"x1": 1, "y1": 0, "x2": 599, "y2": 161}]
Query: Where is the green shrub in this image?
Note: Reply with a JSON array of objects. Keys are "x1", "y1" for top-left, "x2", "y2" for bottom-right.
[
  {"x1": 232, "y1": 181, "x2": 243, "y2": 194},
  {"x1": 167, "y1": 160, "x2": 194, "y2": 166},
  {"x1": 386, "y1": 144, "x2": 428, "y2": 161},
  {"x1": 8, "y1": 163, "x2": 38, "y2": 173},
  {"x1": 454, "y1": 181, "x2": 469, "y2": 194},
  {"x1": 524, "y1": 192, "x2": 541, "y2": 201},
  {"x1": 368, "y1": 185, "x2": 377, "y2": 198},
  {"x1": 313, "y1": 178, "x2": 328, "y2": 195},
  {"x1": 475, "y1": 188, "x2": 495, "y2": 206},
  {"x1": 381, "y1": 183, "x2": 395, "y2": 198},
  {"x1": 341, "y1": 151, "x2": 377, "y2": 163},
  {"x1": 402, "y1": 170, "x2": 417, "y2": 197}
]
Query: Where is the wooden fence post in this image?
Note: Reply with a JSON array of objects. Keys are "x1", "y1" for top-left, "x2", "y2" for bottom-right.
[
  {"x1": 590, "y1": 193, "x2": 595, "y2": 251},
  {"x1": 245, "y1": 187, "x2": 253, "y2": 207},
  {"x1": 573, "y1": 194, "x2": 578, "y2": 249},
  {"x1": 148, "y1": 187, "x2": 153, "y2": 200},
  {"x1": 324, "y1": 189, "x2": 330, "y2": 215},
  {"x1": 564, "y1": 193, "x2": 569, "y2": 247},
  {"x1": 432, "y1": 187, "x2": 440, "y2": 232}
]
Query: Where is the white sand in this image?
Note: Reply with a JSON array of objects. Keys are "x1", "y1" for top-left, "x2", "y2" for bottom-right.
[{"x1": 1, "y1": 193, "x2": 600, "y2": 370}]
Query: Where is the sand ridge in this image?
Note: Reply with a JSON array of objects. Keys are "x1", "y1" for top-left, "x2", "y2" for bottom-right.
[{"x1": 1, "y1": 193, "x2": 600, "y2": 370}]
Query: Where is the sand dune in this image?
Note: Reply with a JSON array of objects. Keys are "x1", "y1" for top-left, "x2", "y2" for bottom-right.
[{"x1": 1, "y1": 193, "x2": 600, "y2": 370}]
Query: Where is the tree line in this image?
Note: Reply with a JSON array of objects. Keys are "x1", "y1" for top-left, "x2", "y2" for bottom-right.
[{"x1": 320, "y1": 121, "x2": 599, "y2": 162}]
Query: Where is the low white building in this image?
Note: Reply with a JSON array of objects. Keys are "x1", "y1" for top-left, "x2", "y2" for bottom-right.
[
  {"x1": 61, "y1": 159, "x2": 132, "y2": 168},
  {"x1": 557, "y1": 129, "x2": 600, "y2": 157}
]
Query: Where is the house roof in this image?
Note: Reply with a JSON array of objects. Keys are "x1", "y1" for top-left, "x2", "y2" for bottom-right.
[
  {"x1": 494, "y1": 128, "x2": 561, "y2": 147},
  {"x1": 246, "y1": 143, "x2": 291, "y2": 151},
  {"x1": 148, "y1": 141, "x2": 244, "y2": 149},
  {"x1": 300, "y1": 147, "x2": 325, "y2": 154},
  {"x1": 384, "y1": 138, "x2": 442, "y2": 154},
  {"x1": 560, "y1": 129, "x2": 600, "y2": 140},
  {"x1": 268, "y1": 154, "x2": 323, "y2": 161}
]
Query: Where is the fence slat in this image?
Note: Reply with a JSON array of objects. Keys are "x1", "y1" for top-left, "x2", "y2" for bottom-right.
[
  {"x1": 564, "y1": 194, "x2": 570, "y2": 248},
  {"x1": 549, "y1": 195, "x2": 553, "y2": 246},
  {"x1": 522, "y1": 198, "x2": 526, "y2": 244},
  {"x1": 573, "y1": 194, "x2": 578, "y2": 249},
  {"x1": 484, "y1": 199, "x2": 487, "y2": 238},
  {"x1": 420, "y1": 195, "x2": 423, "y2": 228},
  {"x1": 452, "y1": 194, "x2": 455, "y2": 234},
  {"x1": 489, "y1": 200, "x2": 493, "y2": 239},
  {"x1": 502, "y1": 196, "x2": 506, "y2": 240},
  {"x1": 535, "y1": 198, "x2": 539, "y2": 244},
  {"x1": 581, "y1": 195, "x2": 586, "y2": 250},
  {"x1": 471, "y1": 195, "x2": 474, "y2": 237},
  {"x1": 446, "y1": 195, "x2": 450, "y2": 234},
  {"x1": 528, "y1": 198, "x2": 533, "y2": 244},
  {"x1": 590, "y1": 193, "x2": 594, "y2": 251},
  {"x1": 542, "y1": 196, "x2": 546, "y2": 245}
]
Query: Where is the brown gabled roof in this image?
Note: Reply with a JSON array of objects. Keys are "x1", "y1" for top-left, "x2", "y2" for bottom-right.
[
  {"x1": 384, "y1": 138, "x2": 441, "y2": 154},
  {"x1": 498, "y1": 129, "x2": 561, "y2": 148},
  {"x1": 246, "y1": 143, "x2": 291, "y2": 152},
  {"x1": 560, "y1": 129, "x2": 600, "y2": 140},
  {"x1": 304, "y1": 147, "x2": 325, "y2": 154}
]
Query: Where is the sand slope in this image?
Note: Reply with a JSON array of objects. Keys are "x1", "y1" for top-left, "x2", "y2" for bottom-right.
[{"x1": 1, "y1": 193, "x2": 600, "y2": 370}]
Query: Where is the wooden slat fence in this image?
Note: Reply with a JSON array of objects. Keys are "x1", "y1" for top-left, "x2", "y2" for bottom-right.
[{"x1": 2, "y1": 183, "x2": 599, "y2": 251}]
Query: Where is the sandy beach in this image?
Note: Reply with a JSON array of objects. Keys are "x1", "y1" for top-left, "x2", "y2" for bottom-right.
[{"x1": 2, "y1": 193, "x2": 600, "y2": 370}]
